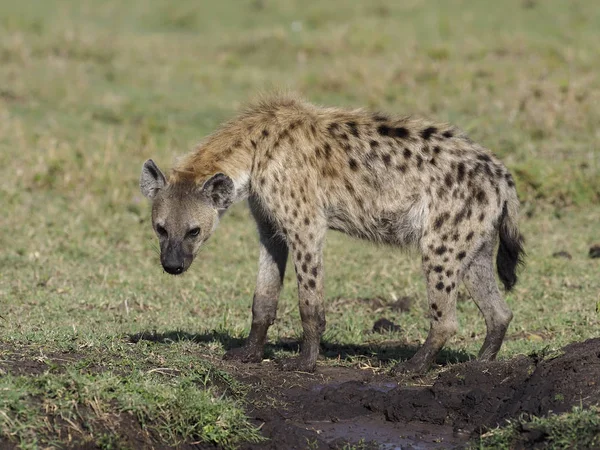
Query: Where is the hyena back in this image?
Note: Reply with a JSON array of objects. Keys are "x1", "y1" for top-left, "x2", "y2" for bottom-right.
[{"x1": 140, "y1": 94, "x2": 524, "y2": 374}]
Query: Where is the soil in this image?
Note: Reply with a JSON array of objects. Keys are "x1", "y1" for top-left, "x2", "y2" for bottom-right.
[
  {"x1": 227, "y1": 337, "x2": 600, "y2": 449},
  {"x1": 2, "y1": 338, "x2": 599, "y2": 449}
]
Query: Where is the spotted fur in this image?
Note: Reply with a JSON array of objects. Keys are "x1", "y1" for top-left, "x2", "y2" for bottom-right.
[{"x1": 140, "y1": 93, "x2": 524, "y2": 374}]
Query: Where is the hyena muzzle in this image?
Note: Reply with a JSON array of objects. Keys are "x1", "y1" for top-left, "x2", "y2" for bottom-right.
[{"x1": 140, "y1": 94, "x2": 525, "y2": 374}]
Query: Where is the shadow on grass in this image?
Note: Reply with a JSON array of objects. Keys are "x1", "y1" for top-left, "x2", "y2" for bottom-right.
[{"x1": 128, "y1": 330, "x2": 473, "y2": 366}]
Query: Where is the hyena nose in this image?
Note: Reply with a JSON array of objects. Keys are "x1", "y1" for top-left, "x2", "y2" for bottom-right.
[{"x1": 163, "y1": 262, "x2": 184, "y2": 275}]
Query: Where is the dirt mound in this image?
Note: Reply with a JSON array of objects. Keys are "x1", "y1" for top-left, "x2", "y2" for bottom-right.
[{"x1": 232, "y1": 338, "x2": 600, "y2": 449}]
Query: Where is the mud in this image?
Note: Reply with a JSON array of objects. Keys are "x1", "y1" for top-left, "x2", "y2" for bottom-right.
[
  {"x1": 2, "y1": 338, "x2": 599, "y2": 448},
  {"x1": 232, "y1": 338, "x2": 600, "y2": 449}
]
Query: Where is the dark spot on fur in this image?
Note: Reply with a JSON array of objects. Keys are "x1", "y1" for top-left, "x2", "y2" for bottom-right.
[
  {"x1": 262, "y1": 129, "x2": 269, "y2": 137},
  {"x1": 416, "y1": 155, "x2": 423, "y2": 169},
  {"x1": 444, "y1": 173, "x2": 453, "y2": 188},
  {"x1": 304, "y1": 253, "x2": 312, "y2": 263},
  {"x1": 477, "y1": 153, "x2": 492, "y2": 163},
  {"x1": 397, "y1": 164, "x2": 407, "y2": 173},
  {"x1": 296, "y1": 252, "x2": 302, "y2": 261},
  {"x1": 349, "y1": 158, "x2": 359, "y2": 171},
  {"x1": 347, "y1": 121, "x2": 359, "y2": 137},
  {"x1": 457, "y1": 162, "x2": 466, "y2": 183},
  {"x1": 259, "y1": 177, "x2": 265, "y2": 186},
  {"x1": 373, "y1": 113, "x2": 388, "y2": 122},
  {"x1": 250, "y1": 139, "x2": 257, "y2": 149},
  {"x1": 377, "y1": 125, "x2": 391, "y2": 136},
  {"x1": 442, "y1": 130, "x2": 454, "y2": 139},
  {"x1": 394, "y1": 127, "x2": 410, "y2": 138},
  {"x1": 434, "y1": 212, "x2": 450, "y2": 230},
  {"x1": 324, "y1": 143, "x2": 332, "y2": 159},
  {"x1": 475, "y1": 189, "x2": 487, "y2": 204},
  {"x1": 435, "y1": 281, "x2": 445, "y2": 291},
  {"x1": 452, "y1": 232, "x2": 459, "y2": 242},
  {"x1": 423, "y1": 255, "x2": 430, "y2": 262},
  {"x1": 369, "y1": 140, "x2": 379, "y2": 149},
  {"x1": 301, "y1": 263, "x2": 307, "y2": 273},
  {"x1": 466, "y1": 231, "x2": 474, "y2": 241},
  {"x1": 457, "y1": 251, "x2": 467, "y2": 260},
  {"x1": 441, "y1": 234, "x2": 448, "y2": 241},
  {"x1": 308, "y1": 279, "x2": 316, "y2": 289},
  {"x1": 382, "y1": 154, "x2": 391, "y2": 166},
  {"x1": 433, "y1": 146, "x2": 441, "y2": 154},
  {"x1": 445, "y1": 269, "x2": 453, "y2": 277},
  {"x1": 403, "y1": 148, "x2": 412, "y2": 159},
  {"x1": 431, "y1": 303, "x2": 438, "y2": 310},
  {"x1": 293, "y1": 210, "x2": 298, "y2": 218},
  {"x1": 311, "y1": 266, "x2": 318, "y2": 277},
  {"x1": 421, "y1": 127, "x2": 437, "y2": 140},
  {"x1": 378, "y1": 125, "x2": 410, "y2": 139},
  {"x1": 435, "y1": 245, "x2": 447, "y2": 255},
  {"x1": 304, "y1": 217, "x2": 310, "y2": 226},
  {"x1": 328, "y1": 122, "x2": 340, "y2": 135},
  {"x1": 445, "y1": 286, "x2": 452, "y2": 293},
  {"x1": 345, "y1": 181, "x2": 355, "y2": 194},
  {"x1": 298, "y1": 274, "x2": 303, "y2": 283},
  {"x1": 437, "y1": 310, "x2": 443, "y2": 317},
  {"x1": 433, "y1": 265, "x2": 443, "y2": 273}
]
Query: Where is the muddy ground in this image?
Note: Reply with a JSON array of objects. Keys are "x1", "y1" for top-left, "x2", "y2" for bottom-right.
[
  {"x1": 1, "y1": 338, "x2": 599, "y2": 449},
  {"x1": 228, "y1": 337, "x2": 600, "y2": 449}
]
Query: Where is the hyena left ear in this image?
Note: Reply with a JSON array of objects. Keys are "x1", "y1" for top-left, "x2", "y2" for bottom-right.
[
  {"x1": 140, "y1": 159, "x2": 166, "y2": 199},
  {"x1": 202, "y1": 173, "x2": 235, "y2": 210}
]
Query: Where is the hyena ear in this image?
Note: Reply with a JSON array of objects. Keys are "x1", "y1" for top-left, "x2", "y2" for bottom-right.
[
  {"x1": 140, "y1": 159, "x2": 166, "y2": 199},
  {"x1": 201, "y1": 173, "x2": 235, "y2": 210}
]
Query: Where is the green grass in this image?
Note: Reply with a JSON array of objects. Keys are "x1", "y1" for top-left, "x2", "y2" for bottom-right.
[
  {"x1": 475, "y1": 406, "x2": 600, "y2": 450},
  {"x1": 1, "y1": 0, "x2": 600, "y2": 447}
]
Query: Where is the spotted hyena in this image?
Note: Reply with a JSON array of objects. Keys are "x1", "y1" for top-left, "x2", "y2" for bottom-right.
[{"x1": 139, "y1": 94, "x2": 524, "y2": 374}]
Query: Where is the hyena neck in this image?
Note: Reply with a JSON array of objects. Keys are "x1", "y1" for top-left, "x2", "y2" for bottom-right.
[
  {"x1": 170, "y1": 94, "x2": 310, "y2": 203},
  {"x1": 170, "y1": 130, "x2": 255, "y2": 204}
]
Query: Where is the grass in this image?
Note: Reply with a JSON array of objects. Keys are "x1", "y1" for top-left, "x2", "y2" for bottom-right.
[
  {"x1": 475, "y1": 406, "x2": 600, "y2": 450},
  {"x1": 1, "y1": 0, "x2": 599, "y2": 447}
]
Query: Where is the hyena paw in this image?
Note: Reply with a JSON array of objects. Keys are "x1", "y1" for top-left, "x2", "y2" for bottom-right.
[
  {"x1": 223, "y1": 345, "x2": 263, "y2": 363},
  {"x1": 277, "y1": 356, "x2": 317, "y2": 373}
]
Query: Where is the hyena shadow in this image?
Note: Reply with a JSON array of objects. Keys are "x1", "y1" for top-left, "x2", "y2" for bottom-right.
[{"x1": 128, "y1": 330, "x2": 473, "y2": 367}]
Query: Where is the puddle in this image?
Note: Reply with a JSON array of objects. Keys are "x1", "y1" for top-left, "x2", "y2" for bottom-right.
[{"x1": 296, "y1": 415, "x2": 467, "y2": 449}]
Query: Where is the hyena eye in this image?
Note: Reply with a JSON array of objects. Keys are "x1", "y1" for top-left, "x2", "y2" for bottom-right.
[
  {"x1": 156, "y1": 225, "x2": 167, "y2": 237},
  {"x1": 187, "y1": 227, "x2": 201, "y2": 238}
]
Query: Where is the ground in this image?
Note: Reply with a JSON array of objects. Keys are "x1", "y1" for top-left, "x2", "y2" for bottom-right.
[{"x1": 1, "y1": 0, "x2": 600, "y2": 448}]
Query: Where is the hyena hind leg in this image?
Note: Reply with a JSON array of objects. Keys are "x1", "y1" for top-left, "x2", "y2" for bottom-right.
[
  {"x1": 224, "y1": 196, "x2": 288, "y2": 363},
  {"x1": 393, "y1": 258, "x2": 461, "y2": 375},
  {"x1": 463, "y1": 240, "x2": 513, "y2": 361}
]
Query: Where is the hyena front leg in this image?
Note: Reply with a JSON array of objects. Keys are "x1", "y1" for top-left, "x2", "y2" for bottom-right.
[
  {"x1": 224, "y1": 197, "x2": 288, "y2": 363},
  {"x1": 463, "y1": 240, "x2": 513, "y2": 361},
  {"x1": 279, "y1": 220, "x2": 327, "y2": 372}
]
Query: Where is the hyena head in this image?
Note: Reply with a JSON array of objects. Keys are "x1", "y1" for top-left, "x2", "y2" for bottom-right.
[{"x1": 139, "y1": 159, "x2": 234, "y2": 275}]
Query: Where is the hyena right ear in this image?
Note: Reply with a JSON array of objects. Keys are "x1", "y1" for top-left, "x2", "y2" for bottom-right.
[{"x1": 140, "y1": 159, "x2": 166, "y2": 199}]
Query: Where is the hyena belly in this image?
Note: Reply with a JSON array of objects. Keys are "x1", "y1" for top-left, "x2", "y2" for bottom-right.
[{"x1": 326, "y1": 193, "x2": 429, "y2": 247}]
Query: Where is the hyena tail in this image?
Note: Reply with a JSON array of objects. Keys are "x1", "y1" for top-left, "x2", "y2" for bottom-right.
[{"x1": 496, "y1": 200, "x2": 525, "y2": 291}]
